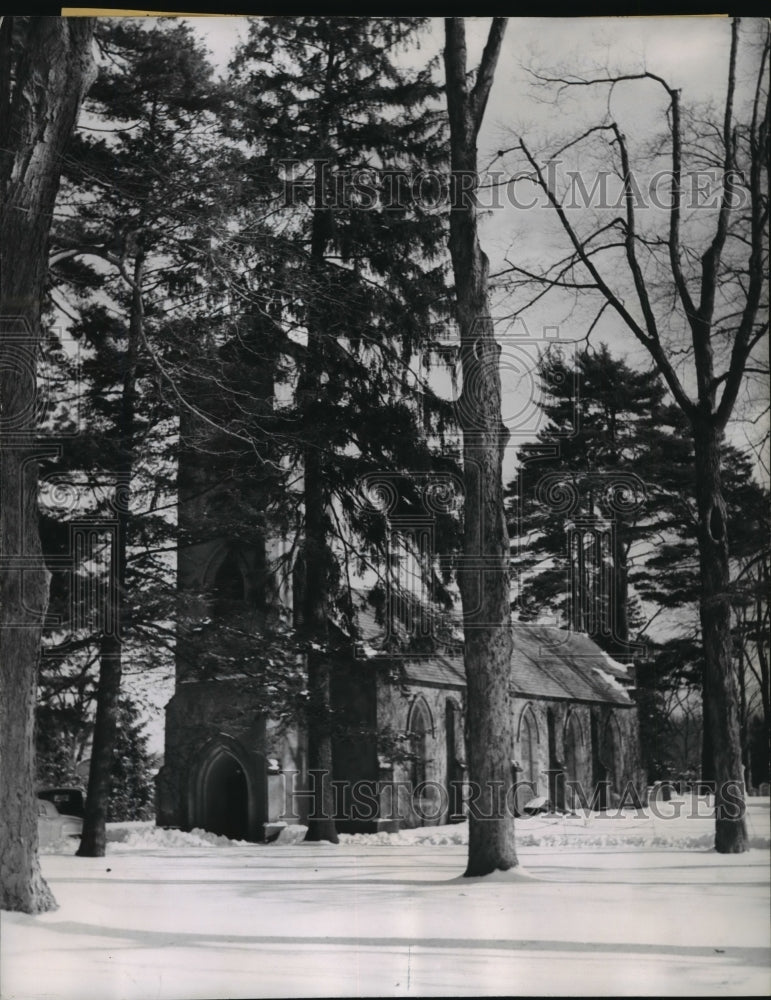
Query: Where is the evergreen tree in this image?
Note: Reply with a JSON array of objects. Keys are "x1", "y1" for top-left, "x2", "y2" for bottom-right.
[
  {"x1": 508, "y1": 344, "x2": 691, "y2": 653},
  {"x1": 47, "y1": 17, "x2": 224, "y2": 857},
  {"x1": 107, "y1": 698, "x2": 155, "y2": 823},
  {"x1": 35, "y1": 694, "x2": 156, "y2": 824},
  {"x1": 729, "y1": 481, "x2": 770, "y2": 789},
  {"x1": 227, "y1": 17, "x2": 460, "y2": 842},
  {"x1": 507, "y1": 344, "x2": 767, "y2": 784}
]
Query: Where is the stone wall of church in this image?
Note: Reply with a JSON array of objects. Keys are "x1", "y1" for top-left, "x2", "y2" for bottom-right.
[
  {"x1": 375, "y1": 679, "x2": 466, "y2": 830},
  {"x1": 157, "y1": 667, "x2": 643, "y2": 839},
  {"x1": 510, "y1": 698, "x2": 643, "y2": 812},
  {"x1": 371, "y1": 680, "x2": 643, "y2": 828}
]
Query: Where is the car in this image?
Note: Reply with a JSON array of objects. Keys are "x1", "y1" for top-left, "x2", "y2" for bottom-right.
[
  {"x1": 37, "y1": 797, "x2": 83, "y2": 847},
  {"x1": 37, "y1": 786, "x2": 86, "y2": 818}
]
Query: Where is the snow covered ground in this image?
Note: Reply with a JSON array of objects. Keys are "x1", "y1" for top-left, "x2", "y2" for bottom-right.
[{"x1": 2, "y1": 797, "x2": 769, "y2": 998}]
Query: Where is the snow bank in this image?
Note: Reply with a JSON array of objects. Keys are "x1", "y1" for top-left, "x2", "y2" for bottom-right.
[
  {"x1": 338, "y1": 799, "x2": 771, "y2": 850},
  {"x1": 107, "y1": 824, "x2": 250, "y2": 851},
  {"x1": 58, "y1": 796, "x2": 765, "y2": 855},
  {"x1": 39, "y1": 835, "x2": 81, "y2": 856},
  {"x1": 338, "y1": 825, "x2": 468, "y2": 847}
]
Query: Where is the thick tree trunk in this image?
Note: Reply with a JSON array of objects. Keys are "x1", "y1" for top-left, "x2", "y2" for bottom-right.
[
  {"x1": 456, "y1": 303, "x2": 517, "y2": 874},
  {"x1": 444, "y1": 18, "x2": 516, "y2": 877},
  {"x1": 304, "y1": 652, "x2": 337, "y2": 843},
  {"x1": 0, "y1": 446, "x2": 55, "y2": 913},
  {"x1": 0, "y1": 17, "x2": 94, "y2": 913},
  {"x1": 736, "y1": 634, "x2": 750, "y2": 789},
  {"x1": 693, "y1": 421, "x2": 748, "y2": 852}
]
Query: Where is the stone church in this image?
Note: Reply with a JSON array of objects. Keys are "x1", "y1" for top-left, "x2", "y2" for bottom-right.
[{"x1": 155, "y1": 402, "x2": 643, "y2": 839}]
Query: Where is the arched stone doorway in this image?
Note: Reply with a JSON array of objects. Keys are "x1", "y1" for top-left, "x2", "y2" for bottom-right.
[
  {"x1": 189, "y1": 736, "x2": 267, "y2": 841},
  {"x1": 203, "y1": 751, "x2": 249, "y2": 840}
]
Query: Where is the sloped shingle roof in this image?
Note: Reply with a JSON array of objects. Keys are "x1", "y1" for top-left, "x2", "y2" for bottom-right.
[
  {"x1": 506, "y1": 624, "x2": 634, "y2": 706},
  {"x1": 348, "y1": 604, "x2": 634, "y2": 707},
  {"x1": 401, "y1": 655, "x2": 466, "y2": 689}
]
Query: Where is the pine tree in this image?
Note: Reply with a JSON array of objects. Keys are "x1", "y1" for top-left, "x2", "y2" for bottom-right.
[
  {"x1": 507, "y1": 344, "x2": 768, "y2": 784},
  {"x1": 508, "y1": 344, "x2": 693, "y2": 651},
  {"x1": 35, "y1": 694, "x2": 156, "y2": 824},
  {"x1": 107, "y1": 698, "x2": 155, "y2": 822},
  {"x1": 227, "y1": 17, "x2": 460, "y2": 842},
  {"x1": 47, "y1": 17, "x2": 224, "y2": 857}
]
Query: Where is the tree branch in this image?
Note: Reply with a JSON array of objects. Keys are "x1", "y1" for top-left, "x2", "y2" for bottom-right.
[
  {"x1": 518, "y1": 137, "x2": 695, "y2": 418},
  {"x1": 469, "y1": 18, "x2": 508, "y2": 134}
]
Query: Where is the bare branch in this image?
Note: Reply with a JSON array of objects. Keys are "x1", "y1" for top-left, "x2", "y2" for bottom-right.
[
  {"x1": 611, "y1": 122, "x2": 662, "y2": 346},
  {"x1": 518, "y1": 137, "x2": 695, "y2": 417},
  {"x1": 668, "y1": 86, "x2": 698, "y2": 323}
]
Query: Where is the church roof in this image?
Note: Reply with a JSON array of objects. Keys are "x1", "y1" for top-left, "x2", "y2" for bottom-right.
[
  {"x1": 347, "y1": 604, "x2": 634, "y2": 707},
  {"x1": 506, "y1": 624, "x2": 634, "y2": 706},
  {"x1": 401, "y1": 655, "x2": 466, "y2": 689}
]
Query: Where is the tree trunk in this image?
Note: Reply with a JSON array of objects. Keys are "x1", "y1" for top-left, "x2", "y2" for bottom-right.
[
  {"x1": 612, "y1": 534, "x2": 630, "y2": 655},
  {"x1": 77, "y1": 630, "x2": 121, "y2": 856},
  {"x1": 0, "y1": 16, "x2": 94, "y2": 913},
  {"x1": 78, "y1": 256, "x2": 141, "y2": 856},
  {"x1": 301, "y1": 181, "x2": 338, "y2": 844},
  {"x1": 444, "y1": 18, "x2": 516, "y2": 877},
  {"x1": 736, "y1": 629, "x2": 750, "y2": 790},
  {"x1": 0, "y1": 446, "x2": 56, "y2": 913},
  {"x1": 302, "y1": 440, "x2": 338, "y2": 844},
  {"x1": 755, "y1": 563, "x2": 769, "y2": 732},
  {"x1": 693, "y1": 421, "x2": 748, "y2": 852}
]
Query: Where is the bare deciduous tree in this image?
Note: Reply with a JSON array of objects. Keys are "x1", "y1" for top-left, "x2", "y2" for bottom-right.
[
  {"x1": 503, "y1": 18, "x2": 768, "y2": 852},
  {"x1": 444, "y1": 16, "x2": 519, "y2": 876}
]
